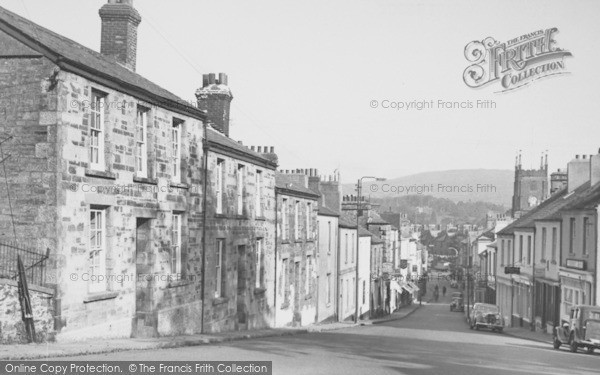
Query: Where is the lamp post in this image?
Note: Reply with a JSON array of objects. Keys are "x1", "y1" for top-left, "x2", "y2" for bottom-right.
[{"x1": 355, "y1": 176, "x2": 386, "y2": 323}]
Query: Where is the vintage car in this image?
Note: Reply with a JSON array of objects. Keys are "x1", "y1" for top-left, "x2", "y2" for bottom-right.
[
  {"x1": 468, "y1": 303, "x2": 504, "y2": 332},
  {"x1": 450, "y1": 296, "x2": 465, "y2": 311},
  {"x1": 553, "y1": 305, "x2": 600, "y2": 354},
  {"x1": 450, "y1": 294, "x2": 464, "y2": 312}
]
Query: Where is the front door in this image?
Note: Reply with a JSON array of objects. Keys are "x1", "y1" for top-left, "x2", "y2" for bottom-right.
[
  {"x1": 133, "y1": 218, "x2": 156, "y2": 338},
  {"x1": 237, "y1": 245, "x2": 248, "y2": 330}
]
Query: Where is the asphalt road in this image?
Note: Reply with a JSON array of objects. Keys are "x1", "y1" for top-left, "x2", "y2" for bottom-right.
[{"x1": 54, "y1": 276, "x2": 599, "y2": 375}]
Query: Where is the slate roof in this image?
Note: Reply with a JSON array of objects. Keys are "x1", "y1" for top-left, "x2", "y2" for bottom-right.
[
  {"x1": 275, "y1": 175, "x2": 319, "y2": 198},
  {"x1": 339, "y1": 212, "x2": 358, "y2": 229},
  {"x1": 560, "y1": 181, "x2": 600, "y2": 212},
  {"x1": 498, "y1": 183, "x2": 591, "y2": 235},
  {"x1": 358, "y1": 226, "x2": 373, "y2": 238},
  {"x1": 206, "y1": 128, "x2": 276, "y2": 167},
  {"x1": 318, "y1": 205, "x2": 340, "y2": 217},
  {"x1": 0, "y1": 5, "x2": 204, "y2": 119}
]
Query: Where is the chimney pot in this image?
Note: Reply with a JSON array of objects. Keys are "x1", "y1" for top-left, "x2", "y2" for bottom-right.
[
  {"x1": 218, "y1": 73, "x2": 227, "y2": 85},
  {"x1": 270, "y1": 146, "x2": 274, "y2": 153},
  {"x1": 208, "y1": 73, "x2": 216, "y2": 84},
  {"x1": 250, "y1": 146, "x2": 255, "y2": 151},
  {"x1": 257, "y1": 146, "x2": 262, "y2": 153},
  {"x1": 576, "y1": 155, "x2": 580, "y2": 159}
]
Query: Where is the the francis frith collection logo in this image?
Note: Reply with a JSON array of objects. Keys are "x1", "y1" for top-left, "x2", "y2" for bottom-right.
[{"x1": 463, "y1": 28, "x2": 572, "y2": 92}]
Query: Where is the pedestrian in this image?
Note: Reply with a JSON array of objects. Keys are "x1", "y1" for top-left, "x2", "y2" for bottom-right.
[{"x1": 442, "y1": 286, "x2": 446, "y2": 297}]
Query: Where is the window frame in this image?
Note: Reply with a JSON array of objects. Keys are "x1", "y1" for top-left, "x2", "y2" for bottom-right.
[
  {"x1": 569, "y1": 218, "x2": 576, "y2": 254},
  {"x1": 135, "y1": 106, "x2": 149, "y2": 178},
  {"x1": 171, "y1": 213, "x2": 182, "y2": 275},
  {"x1": 282, "y1": 198, "x2": 288, "y2": 240},
  {"x1": 89, "y1": 91, "x2": 106, "y2": 170},
  {"x1": 294, "y1": 200, "x2": 300, "y2": 240},
  {"x1": 237, "y1": 164, "x2": 245, "y2": 216},
  {"x1": 255, "y1": 170, "x2": 263, "y2": 217},
  {"x1": 215, "y1": 239, "x2": 225, "y2": 298},
  {"x1": 89, "y1": 208, "x2": 107, "y2": 293},
  {"x1": 215, "y1": 159, "x2": 224, "y2": 214},
  {"x1": 255, "y1": 238, "x2": 264, "y2": 289},
  {"x1": 172, "y1": 119, "x2": 183, "y2": 183}
]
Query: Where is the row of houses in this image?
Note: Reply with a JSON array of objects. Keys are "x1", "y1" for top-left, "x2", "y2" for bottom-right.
[
  {"x1": 468, "y1": 153, "x2": 600, "y2": 334},
  {"x1": 0, "y1": 1, "x2": 421, "y2": 343}
]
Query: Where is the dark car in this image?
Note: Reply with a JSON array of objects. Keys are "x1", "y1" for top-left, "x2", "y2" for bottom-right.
[
  {"x1": 553, "y1": 305, "x2": 600, "y2": 354},
  {"x1": 468, "y1": 303, "x2": 504, "y2": 332}
]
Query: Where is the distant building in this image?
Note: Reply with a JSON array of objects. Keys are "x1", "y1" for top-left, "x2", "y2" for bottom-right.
[
  {"x1": 512, "y1": 152, "x2": 549, "y2": 218},
  {"x1": 274, "y1": 172, "x2": 319, "y2": 327}
]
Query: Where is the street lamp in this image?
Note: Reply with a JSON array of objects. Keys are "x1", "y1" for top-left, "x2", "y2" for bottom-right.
[{"x1": 355, "y1": 176, "x2": 386, "y2": 323}]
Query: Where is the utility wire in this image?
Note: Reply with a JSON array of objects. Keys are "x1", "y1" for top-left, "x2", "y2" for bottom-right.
[{"x1": 134, "y1": 5, "x2": 313, "y2": 169}]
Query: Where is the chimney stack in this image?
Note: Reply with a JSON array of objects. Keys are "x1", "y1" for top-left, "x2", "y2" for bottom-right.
[
  {"x1": 567, "y1": 154, "x2": 591, "y2": 193},
  {"x1": 196, "y1": 73, "x2": 233, "y2": 137},
  {"x1": 99, "y1": 0, "x2": 142, "y2": 72},
  {"x1": 591, "y1": 149, "x2": 600, "y2": 186}
]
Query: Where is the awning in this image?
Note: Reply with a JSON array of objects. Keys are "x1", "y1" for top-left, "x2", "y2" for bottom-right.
[
  {"x1": 401, "y1": 284, "x2": 414, "y2": 294},
  {"x1": 408, "y1": 281, "x2": 420, "y2": 292}
]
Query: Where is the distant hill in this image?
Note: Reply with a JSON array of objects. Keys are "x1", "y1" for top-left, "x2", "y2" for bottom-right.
[{"x1": 343, "y1": 169, "x2": 513, "y2": 206}]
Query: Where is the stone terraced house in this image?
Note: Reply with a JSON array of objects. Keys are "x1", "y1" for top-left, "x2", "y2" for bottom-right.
[{"x1": 0, "y1": 1, "x2": 277, "y2": 341}]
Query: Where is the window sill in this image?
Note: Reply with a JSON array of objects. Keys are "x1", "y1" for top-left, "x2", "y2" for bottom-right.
[
  {"x1": 281, "y1": 240, "x2": 290, "y2": 244},
  {"x1": 280, "y1": 302, "x2": 290, "y2": 310},
  {"x1": 294, "y1": 240, "x2": 304, "y2": 244},
  {"x1": 213, "y1": 297, "x2": 229, "y2": 306},
  {"x1": 85, "y1": 169, "x2": 116, "y2": 180},
  {"x1": 84, "y1": 291, "x2": 118, "y2": 304},
  {"x1": 170, "y1": 182, "x2": 189, "y2": 190},
  {"x1": 133, "y1": 176, "x2": 158, "y2": 185},
  {"x1": 254, "y1": 287, "x2": 266, "y2": 296},
  {"x1": 215, "y1": 213, "x2": 228, "y2": 219},
  {"x1": 305, "y1": 295, "x2": 312, "y2": 301},
  {"x1": 234, "y1": 215, "x2": 249, "y2": 220},
  {"x1": 306, "y1": 239, "x2": 315, "y2": 243},
  {"x1": 551, "y1": 260, "x2": 557, "y2": 265},
  {"x1": 255, "y1": 216, "x2": 267, "y2": 221}
]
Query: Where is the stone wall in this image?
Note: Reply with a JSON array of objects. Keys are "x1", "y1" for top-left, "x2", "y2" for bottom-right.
[
  {"x1": 51, "y1": 70, "x2": 205, "y2": 341},
  {"x1": 202, "y1": 149, "x2": 276, "y2": 333},
  {"x1": 275, "y1": 192, "x2": 318, "y2": 327},
  {"x1": 0, "y1": 43, "x2": 59, "y2": 253},
  {"x1": 0, "y1": 279, "x2": 54, "y2": 344}
]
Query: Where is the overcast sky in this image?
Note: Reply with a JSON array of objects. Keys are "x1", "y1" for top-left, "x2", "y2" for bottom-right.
[{"x1": 3, "y1": 0, "x2": 600, "y2": 183}]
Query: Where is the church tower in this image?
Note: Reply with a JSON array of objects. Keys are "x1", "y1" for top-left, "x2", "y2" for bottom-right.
[{"x1": 511, "y1": 151, "x2": 549, "y2": 218}]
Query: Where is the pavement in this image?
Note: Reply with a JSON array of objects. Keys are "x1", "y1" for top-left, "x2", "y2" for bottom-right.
[
  {"x1": 0, "y1": 303, "x2": 422, "y2": 360},
  {"x1": 503, "y1": 325, "x2": 554, "y2": 344}
]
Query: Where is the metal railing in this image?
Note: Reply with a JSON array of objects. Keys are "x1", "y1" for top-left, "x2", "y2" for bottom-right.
[{"x1": 0, "y1": 240, "x2": 49, "y2": 286}]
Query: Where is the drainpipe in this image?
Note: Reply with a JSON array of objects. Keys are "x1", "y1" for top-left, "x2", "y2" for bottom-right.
[{"x1": 200, "y1": 121, "x2": 209, "y2": 334}]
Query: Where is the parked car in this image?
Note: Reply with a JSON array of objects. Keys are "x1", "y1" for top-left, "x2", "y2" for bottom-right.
[
  {"x1": 468, "y1": 303, "x2": 504, "y2": 332},
  {"x1": 450, "y1": 295, "x2": 464, "y2": 312},
  {"x1": 553, "y1": 305, "x2": 600, "y2": 354}
]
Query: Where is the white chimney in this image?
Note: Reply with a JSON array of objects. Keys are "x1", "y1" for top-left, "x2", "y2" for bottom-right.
[{"x1": 567, "y1": 154, "x2": 591, "y2": 193}]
